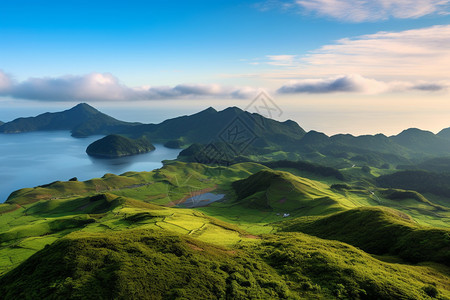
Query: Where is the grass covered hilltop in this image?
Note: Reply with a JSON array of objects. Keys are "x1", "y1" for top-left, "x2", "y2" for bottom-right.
[
  {"x1": 1, "y1": 104, "x2": 450, "y2": 299},
  {"x1": 86, "y1": 134, "x2": 155, "y2": 158},
  {"x1": 0, "y1": 161, "x2": 449, "y2": 299}
]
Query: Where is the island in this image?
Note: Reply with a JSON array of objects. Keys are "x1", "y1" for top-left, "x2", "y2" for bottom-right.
[{"x1": 86, "y1": 134, "x2": 155, "y2": 158}]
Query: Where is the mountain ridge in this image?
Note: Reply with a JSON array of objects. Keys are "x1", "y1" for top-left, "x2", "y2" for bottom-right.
[
  {"x1": 1, "y1": 103, "x2": 450, "y2": 165},
  {"x1": 0, "y1": 103, "x2": 138, "y2": 137}
]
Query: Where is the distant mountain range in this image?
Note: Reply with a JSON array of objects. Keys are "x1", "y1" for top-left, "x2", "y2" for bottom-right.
[
  {"x1": 0, "y1": 103, "x2": 138, "y2": 137},
  {"x1": 1, "y1": 106, "x2": 450, "y2": 298},
  {"x1": 1, "y1": 103, "x2": 450, "y2": 166}
]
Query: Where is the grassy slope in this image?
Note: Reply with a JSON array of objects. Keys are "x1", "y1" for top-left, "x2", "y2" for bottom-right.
[
  {"x1": 1, "y1": 229, "x2": 449, "y2": 300},
  {"x1": 1, "y1": 162, "x2": 450, "y2": 298},
  {"x1": 0, "y1": 191, "x2": 256, "y2": 276},
  {"x1": 4, "y1": 161, "x2": 447, "y2": 235},
  {"x1": 279, "y1": 207, "x2": 450, "y2": 266}
]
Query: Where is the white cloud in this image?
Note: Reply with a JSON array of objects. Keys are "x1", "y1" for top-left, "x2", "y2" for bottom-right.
[
  {"x1": 238, "y1": 25, "x2": 450, "y2": 81},
  {"x1": 278, "y1": 74, "x2": 450, "y2": 94},
  {"x1": 278, "y1": 74, "x2": 389, "y2": 94},
  {"x1": 0, "y1": 70, "x2": 13, "y2": 92},
  {"x1": 0, "y1": 72, "x2": 259, "y2": 102},
  {"x1": 266, "y1": 55, "x2": 297, "y2": 66},
  {"x1": 303, "y1": 25, "x2": 450, "y2": 78},
  {"x1": 296, "y1": 0, "x2": 450, "y2": 22},
  {"x1": 11, "y1": 73, "x2": 131, "y2": 101}
]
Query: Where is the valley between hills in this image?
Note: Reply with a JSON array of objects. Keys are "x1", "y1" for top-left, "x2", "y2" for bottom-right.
[{"x1": 0, "y1": 104, "x2": 449, "y2": 299}]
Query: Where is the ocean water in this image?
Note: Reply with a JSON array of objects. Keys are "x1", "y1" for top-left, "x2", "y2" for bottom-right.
[{"x1": 0, "y1": 131, "x2": 181, "y2": 203}]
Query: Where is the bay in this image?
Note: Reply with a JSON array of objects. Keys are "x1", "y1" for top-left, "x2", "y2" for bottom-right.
[{"x1": 0, "y1": 131, "x2": 181, "y2": 203}]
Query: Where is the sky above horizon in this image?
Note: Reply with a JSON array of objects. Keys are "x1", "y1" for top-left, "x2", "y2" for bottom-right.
[{"x1": 0, "y1": 0, "x2": 449, "y2": 135}]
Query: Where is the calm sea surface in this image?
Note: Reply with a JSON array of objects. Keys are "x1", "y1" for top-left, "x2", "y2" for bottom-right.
[{"x1": 0, "y1": 131, "x2": 181, "y2": 203}]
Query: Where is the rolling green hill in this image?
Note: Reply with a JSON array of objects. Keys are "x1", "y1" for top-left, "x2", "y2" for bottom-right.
[
  {"x1": 261, "y1": 160, "x2": 345, "y2": 181},
  {"x1": 0, "y1": 103, "x2": 137, "y2": 137},
  {"x1": 1, "y1": 229, "x2": 449, "y2": 299},
  {"x1": 397, "y1": 157, "x2": 450, "y2": 173},
  {"x1": 2, "y1": 109, "x2": 450, "y2": 299},
  {"x1": 86, "y1": 134, "x2": 155, "y2": 158},
  {"x1": 232, "y1": 169, "x2": 345, "y2": 215},
  {"x1": 377, "y1": 170, "x2": 450, "y2": 199},
  {"x1": 279, "y1": 207, "x2": 450, "y2": 265},
  {"x1": 1, "y1": 161, "x2": 450, "y2": 298}
]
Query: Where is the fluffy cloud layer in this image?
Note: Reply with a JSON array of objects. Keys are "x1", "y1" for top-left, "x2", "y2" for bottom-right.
[
  {"x1": 304, "y1": 25, "x2": 450, "y2": 78},
  {"x1": 244, "y1": 25, "x2": 450, "y2": 82},
  {"x1": 277, "y1": 74, "x2": 450, "y2": 94},
  {"x1": 296, "y1": 0, "x2": 450, "y2": 22},
  {"x1": 0, "y1": 71, "x2": 258, "y2": 101},
  {"x1": 247, "y1": 25, "x2": 448, "y2": 80}
]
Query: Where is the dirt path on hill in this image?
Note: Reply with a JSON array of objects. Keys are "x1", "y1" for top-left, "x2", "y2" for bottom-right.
[{"x1": 0, "y1": 203, "x2": 23, "y2": 215}]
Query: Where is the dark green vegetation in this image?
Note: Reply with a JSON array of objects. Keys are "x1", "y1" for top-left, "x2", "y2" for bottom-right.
[
  {"x1": 279, "y1": 207, "x2": 450, "y2": 265},
  {"x1": 438, "y1": 127, "x2": 450, "y2": 140},
  {"x1": 2, "y1": 229, "x2": 449, "y2": 300},
  {"x1": 123, "y1": 106, "x2": 307, "y2": 146},
  {"x1": 398, "y1": 157, "x2": 450, "y2": 173},
  {"x1": 86, "y1": 134, "x2": 155, "y2": 158},
  {"x1": 3, "y1": 104, "x2": 450, "y2": 169},
  {"x1": 377, "y1": 171, "x2": 450, "y2": 198},
  {"x1": 1, "y1": 161, "x2": 449, "y2": 299},
  {"x1": 261, "y1": 160, "x2": 345, "y2": 180},
  {"x1": 0, "y1": 103, "x2": 138, "y2": 137},
  {"x1": 164, "y1": 139, "x2": 185, "y2": 149},
  {"x1": 232, "y1": 169, "x2": 344, "y2": 215},
  {"x1": 2, "y1": 104, "x2": 450, "y2": 299},
  {"x1": 168, "y1": 108, "x2": 450, "y2": 172}
]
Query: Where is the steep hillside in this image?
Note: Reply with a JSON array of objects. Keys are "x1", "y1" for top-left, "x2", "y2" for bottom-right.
[
  {"x1": 1, "y1": 229, "x2": 449, "y2": 300},
  {"x1": 391, "y1": 128, "x2": 450, "y2": 155},
  {"x1": 86, "y1": 134, "x2": 155, "y2": 158},
  {"x1": 261, "y1": 160, "x2": 345, "y2": 180},
  {"x1": 124, "y1": 106, "x2": 307, "y2": 148},
  {"x1": 279, "y1": 207, "x2": 450, "y2": 265},
  {"x1": 1, "y1": 161, "x2": 450, "y2": 298},
  {"x1": 437, "y1": 127, "x2": 450, "y2": 140},
  {"x1": 232, "y1": 170, "x2": 344, "y2": 215},
  {"x1": 397, "y1": 157, "x2": 450, "y2": 173},
  {"x1": 377, "y1": 170, "x2": 450, "y2": 198},
  {"x1": 2, "y1": 104, "x2": 450, "y2": 166},
  {"x1": 0, "y1": 103, "x2": 137, "y2": 137}
]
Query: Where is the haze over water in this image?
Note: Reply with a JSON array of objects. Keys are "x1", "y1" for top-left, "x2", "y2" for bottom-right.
[{"x1": 0, "y1": 131, "x2": 181, "y2": 203}]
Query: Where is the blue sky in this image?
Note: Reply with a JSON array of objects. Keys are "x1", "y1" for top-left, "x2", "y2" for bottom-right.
[{"x1": 0, "y1": 0, "x2": 449, "y2": 134}]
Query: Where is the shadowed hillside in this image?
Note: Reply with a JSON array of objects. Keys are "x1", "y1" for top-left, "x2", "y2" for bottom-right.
[
  {"x1": 0, "y1": 103, "x2": 138, "y2": 137},
  {"x1": 279, "y1": 207, "x2": 450, "y2": 265},
  {"x1": 377, "y1": 170, "x2": 450, "y2": 198},
  {"x1": 232, "y1": 169, "x2": 344, "y2": 214},
  {"x1": 1, "y1": 229, "x2": 449, "y2": 300},
  {"x1": 86, "y1": 134, "x2": 155, "y2": 158}
]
